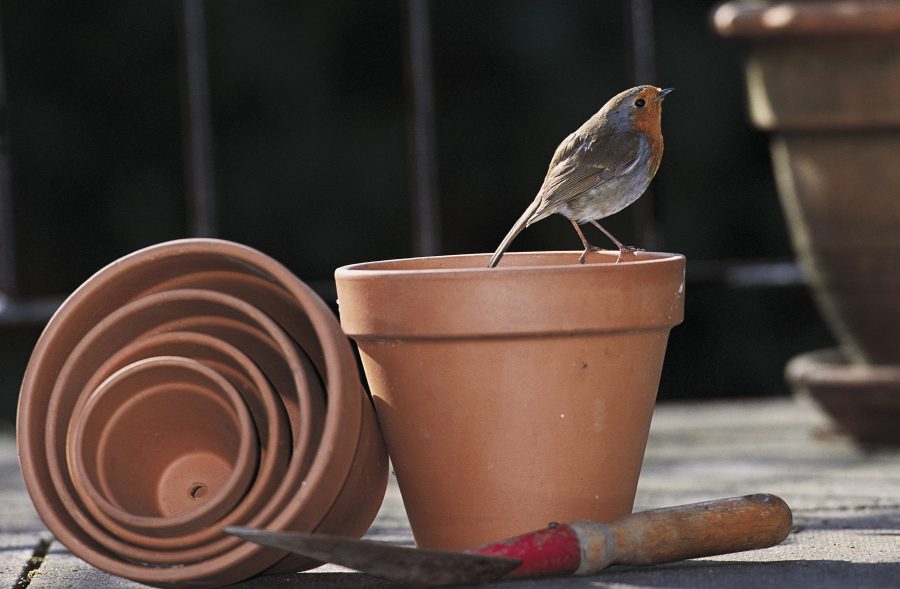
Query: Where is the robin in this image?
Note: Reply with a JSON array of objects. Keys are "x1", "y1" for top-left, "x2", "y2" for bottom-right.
[{"x1": 488, "y1": 85, "x2": 673, "y2": 268}]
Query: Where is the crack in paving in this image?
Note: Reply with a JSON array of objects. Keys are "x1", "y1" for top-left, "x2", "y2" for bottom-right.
[{"x1": 12, "y1": 536, "x2": 52, "y2": 589}]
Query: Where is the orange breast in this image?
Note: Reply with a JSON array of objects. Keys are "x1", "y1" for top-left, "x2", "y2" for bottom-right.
[{"x1": 631, "y1": 109, "x2": 664, "y2": 175}]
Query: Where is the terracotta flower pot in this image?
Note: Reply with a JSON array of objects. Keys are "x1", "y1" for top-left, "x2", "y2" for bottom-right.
[
  {"x1": 713, "y1": 1, "x2": 900, "y2": 446},
  {"x1": 17, "y1": 239, "x2": 388, "y2": 587},
  {"x1": 335, "y1": 250, "x2": 685, "y2": 550},
  {"x1": 71, "y1": 356, "x2": 258, "y2": 541},
  {"x1": 65, "y1": 330, "x2": 290, "y2": 552},
  {"x1": 713, "y1": 0, "x2": 900, "y2": 364}
]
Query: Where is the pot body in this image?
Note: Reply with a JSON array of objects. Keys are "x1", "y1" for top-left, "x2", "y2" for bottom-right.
[
  {"x1": 715, "y1": 1, "x2": 900, "y2": 364},
  {"x1": 336, "y1": 251, "x2": 684, "y2": 550},
  {"x1": 770, "y1": 131, "x2": 900, "y2": 364}
]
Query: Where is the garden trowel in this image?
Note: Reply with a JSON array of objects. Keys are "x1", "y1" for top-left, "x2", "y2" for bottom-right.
[{"x1": 227, "y1": 493, "x2": 792, "y2": 586}]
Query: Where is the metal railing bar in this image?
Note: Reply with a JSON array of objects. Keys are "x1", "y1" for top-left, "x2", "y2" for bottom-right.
[
  {"x1": 0, "y1": 14, "x2": 17, "y2": 298},
  {"x1": 686, "y1": 259, "x2": 806, "y2": 288},
  {"x1": 179, "y1": 0, "x2": 218, "y2": 238},
  {"x1": 629, "y1": 0, "x2": 657, "y2": 84},
  {"x1": 626, "y1": 0, "x2": 661, "y2": 252},
  {"x1": 0, "y1": 295, "x2": 63, "y2": 327},
  {"x1": 406, "y1": 0, "x2": 441, "y2": 257},
  {"x1": 0, "y1": 258, "x2": 808, "y2": 328}
]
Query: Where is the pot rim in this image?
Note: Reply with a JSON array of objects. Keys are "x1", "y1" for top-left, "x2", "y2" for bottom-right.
[
  {"x1": 335, "y1": 250, "x2": 686, "y2": 339},
  {"x1": 336, "y1": 250, "x2": 684, "y2": 278},
  {"x1": 787, "y1": 348, "x2": 900, "y2": 385},
  {"x1": 713, "y1": 0, "x2": 900, "y2": 38}
]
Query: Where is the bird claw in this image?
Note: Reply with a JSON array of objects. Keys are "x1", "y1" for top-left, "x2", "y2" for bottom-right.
[
  {"x1": 578, "y1": 246, "x2": 604, "y2": 264},
  {"x1": 579, "y1": 245, "x2": 643, "y2": 264},
  {"x1": 615, "y1": 245, "x2": 644, "y2": 263},
  {"x1": 620, "y1": 245, "x2": 644, "y2": 253}
]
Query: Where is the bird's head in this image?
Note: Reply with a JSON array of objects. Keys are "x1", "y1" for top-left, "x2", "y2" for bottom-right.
[{"x1": 603, "y1": 85, "x2": 673, "y2": 135}]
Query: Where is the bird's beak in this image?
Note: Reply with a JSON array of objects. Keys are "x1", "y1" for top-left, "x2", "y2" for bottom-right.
[{"x1": 655, "y1": 87, "x2": 674, "y2": 102}]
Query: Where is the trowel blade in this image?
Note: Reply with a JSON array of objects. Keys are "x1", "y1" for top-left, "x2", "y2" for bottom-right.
[{"x1": 226, "y1": 527, "x2": 522, "y2": 586}]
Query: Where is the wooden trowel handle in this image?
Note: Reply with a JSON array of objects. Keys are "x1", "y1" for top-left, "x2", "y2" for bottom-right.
[
  {"x1": 590, "y1": 493, "x2": 792, "y2": 570},
  {"x1": 471, "y1": 494, "x2": 792, "y2": 579}
]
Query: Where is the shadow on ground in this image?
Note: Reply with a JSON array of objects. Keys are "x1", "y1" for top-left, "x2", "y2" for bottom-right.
[
  {"x1": 229, "y1": 559, "x2": 900, "y2": 589},
  {"x1": 232, "y1": 571, "x2": 398, "y2": 588},
  {"x1": 793, "y1": 508, "x2": 900, "y2": 532}
]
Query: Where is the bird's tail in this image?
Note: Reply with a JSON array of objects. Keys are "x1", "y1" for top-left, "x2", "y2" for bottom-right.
[{"x1": 487, "y1": 197, "x2": 541, "y2": 268}]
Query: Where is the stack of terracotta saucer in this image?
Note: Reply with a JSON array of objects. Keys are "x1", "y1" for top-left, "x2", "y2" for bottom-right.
[{"x1": 17, "y1": 239, "x2": 388, "y2": 587}]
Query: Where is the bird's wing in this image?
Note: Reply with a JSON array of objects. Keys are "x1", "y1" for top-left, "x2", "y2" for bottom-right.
[{"x1": 529, "y1": 129, "x2": 641, "y2": 224}]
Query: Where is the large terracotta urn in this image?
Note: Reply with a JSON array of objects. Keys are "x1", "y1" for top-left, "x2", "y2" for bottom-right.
[{"x1": 714, "y1": 0, "x2": 900, "y2": 444}]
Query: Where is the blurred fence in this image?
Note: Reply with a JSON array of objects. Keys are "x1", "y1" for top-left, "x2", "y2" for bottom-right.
[{"x1": 0, "y1": 0, "x2": 834, "y2": 422}]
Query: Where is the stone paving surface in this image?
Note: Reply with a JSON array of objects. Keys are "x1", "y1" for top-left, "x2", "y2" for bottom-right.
[{"x1": 3, "y1": 398, "x2": 899, "y2": 588}]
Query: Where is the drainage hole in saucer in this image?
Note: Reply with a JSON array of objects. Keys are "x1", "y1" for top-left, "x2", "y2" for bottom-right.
[{"x1": 189, "y1": 483, "x2": 208, "y2": 500}]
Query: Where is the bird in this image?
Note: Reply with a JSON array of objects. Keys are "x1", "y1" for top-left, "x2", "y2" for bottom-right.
[{"x1": 488, "y1": 85, "x2": 673, "y2": 268}]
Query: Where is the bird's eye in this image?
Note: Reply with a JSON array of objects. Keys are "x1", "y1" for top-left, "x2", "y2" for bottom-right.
[{"x1": 634, "y1": 98, "x2": 646, "y2": 108}]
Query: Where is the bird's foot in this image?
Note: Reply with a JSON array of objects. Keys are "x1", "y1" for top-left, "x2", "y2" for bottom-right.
[
  {"x1": 615, "y1": 245, "x2": 644, "y2": 263},
  {"x1": 579, "y1": 244, "x2": 643, "y2": 264},
  {"x1": 578, "y1": 245, "x2": 605, "y2": 264}
]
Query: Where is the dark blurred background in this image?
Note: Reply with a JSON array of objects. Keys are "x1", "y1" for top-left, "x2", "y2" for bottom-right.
[{"x1": 0, "y1": 0, "x2": 835, "y2": 425}]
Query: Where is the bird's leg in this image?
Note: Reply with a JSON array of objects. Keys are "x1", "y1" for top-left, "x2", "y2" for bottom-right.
[
  {"x1": 589, "y1": 220, "x2": 643, "y2": 263},
  {"x1": 569, "y1": 220, "x2": 602, "y2": 264}
]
